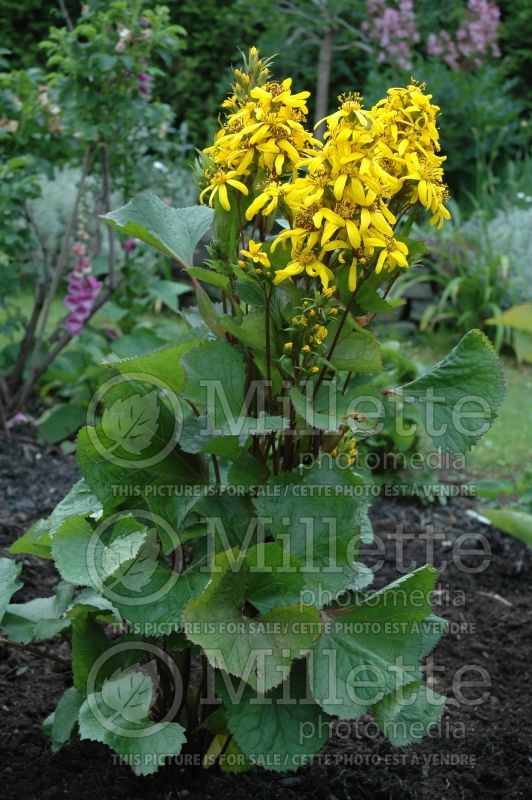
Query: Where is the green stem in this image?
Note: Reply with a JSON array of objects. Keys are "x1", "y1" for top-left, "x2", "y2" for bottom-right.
[
  {"x1": 313, "y1": 271, "x2": 370, "y2": 398},
  {"x1": 264, "y1": 286, "x2": 273, "y2": 410}
]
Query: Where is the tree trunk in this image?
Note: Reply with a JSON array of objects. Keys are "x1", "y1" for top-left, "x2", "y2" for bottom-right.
[{"x1": 314, "y1": 26, "x2": 335, "y2": 140}]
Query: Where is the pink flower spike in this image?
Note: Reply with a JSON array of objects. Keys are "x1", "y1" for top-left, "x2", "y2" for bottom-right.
[{"x1": 71, "y1": 242, "x2": 87, "y2": 257}]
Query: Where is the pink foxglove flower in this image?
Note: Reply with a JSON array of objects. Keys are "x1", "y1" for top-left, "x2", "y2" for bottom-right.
[
  {"x1": 137, "y1": 70, "x2": 152, "y2": 97},
  {"x1": 64, "y1": 244, "x2": 102, "y2": 336}
]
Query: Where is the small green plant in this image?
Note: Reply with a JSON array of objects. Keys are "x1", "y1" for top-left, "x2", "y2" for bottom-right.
[{"x1": 1, "y1": 50, "x2": 504, "y2": 775}]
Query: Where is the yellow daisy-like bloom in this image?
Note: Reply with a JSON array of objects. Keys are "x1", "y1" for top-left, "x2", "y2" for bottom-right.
[
  {"x1": 201, "y1": 52, "x2": 450, "y2": 294},
  {"x1": 240, "y1": 240, "x2": 270, "y2": 267},
  {"x1": 245, "y1": 181, "x2": 284, "y2": 220},
  {"x1": 273, "y1": 245, "x2": 333, "y2": 290},
  {"x1": 365, "y1": 236, "x2": 409, "y2": 273},
  {"x1": 198, "y1": 169, "x2": 249, "y2": 212},
  {"x1": 270, "y1": 82, "x2": 450, "y2": 292},
  {"x1": 199, "y1": 50, "x2": 318, "y2": 215}
]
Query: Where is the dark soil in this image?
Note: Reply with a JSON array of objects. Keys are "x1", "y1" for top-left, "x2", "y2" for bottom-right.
[{"x1": 1, "y1": 431, "x2": 531, "y2": 800}]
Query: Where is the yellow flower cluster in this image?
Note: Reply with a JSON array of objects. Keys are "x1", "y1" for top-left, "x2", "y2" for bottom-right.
[
  {"x1": 199, "y1": 50, "x2": 451, "y2": 295},
  {"x1": 199, "y1": 48, "x2": 317, "y2": 213},
  {"x1": 273, "y1": 84, "x2": 450, "y2": 292}
]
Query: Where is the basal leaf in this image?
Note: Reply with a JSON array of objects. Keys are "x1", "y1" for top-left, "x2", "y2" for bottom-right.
[
  {"x1": 51, "y1": 516, "x2": 148, "y2": 590},
  {"x1": 183, "y1": 547, "x2": 321, "y2": 693},
  {"x1": 78, "y1": 670, "x2": 186, "y2": 776},
  {"x1": 309, "y1": 567, "x2": 439, "y2": 719},
  {"x1": 372, "y1": 680, "x2": 446, "y2": 746},
  {"x1": 109, "y1": 339, "x2": 203, "y2": 397},
  {"x1": 218, "y1": 661, "x2": 330, "y2": 772},
  {"x1": 0, "y1": 558, "x2": 22, "y2": 622},
  {"x1": 253, "y1": 461, "x2": 372, "y2": 604},
  {"x1": 2, "y1": 582, "x2": 75, "y2": 644}
]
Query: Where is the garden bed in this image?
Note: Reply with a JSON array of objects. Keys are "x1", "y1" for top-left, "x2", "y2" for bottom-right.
[{"x1": 1, "y1": 432, "x2": 531, "y2": 800}]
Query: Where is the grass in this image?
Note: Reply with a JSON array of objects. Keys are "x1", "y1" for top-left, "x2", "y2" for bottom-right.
[{"x1": 466, "y1": 360, "x2": 532, "y2": 475}]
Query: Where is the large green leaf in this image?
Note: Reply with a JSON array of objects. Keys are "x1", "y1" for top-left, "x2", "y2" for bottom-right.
[
  {"x1": 78, "y1": 670, "x2": 186, "y2": 776},
  {"x1": 309, "y1": 566, "x2": 438, "y2": 719},
  {"x1": 395, "y1": 329, "x2": 504, "y2": 453},
  {"x1": 1, "y1": 582, "x2": 75, "y2": 644},
  {"x1": 290, "y1": 386, "x2": 340, "y2": 432},
  {"x1": 101, "y1": 390, "x2": 160, "y2": 456},
  {"x1": 371, "y1": 680, "x2": 446, "y2": 746},
  {"x1": 327, "y1": 319, "x2": 382, "y2": 373},
  {"x1": 101, "y1": 192, "x2": 213, "y2": 267},
  {"x1": 109, "y1": 339, "x2": 203, "y2": 397},
  {"x1": 182, "y1": 339, "x2": 245, "y2": 415},
  {"x1": 51, "y1": 516, "x2": 148, "y2": 590},
  {"x1": 253, "y1": 462, "x2": 372, "y2": 603},
  {"x1": 76, "y1": 422, "x2": 207, "y2": 511},
  {"x1": 219, "y1": 311, "x2": 270, "y2": 354},
  {"x1": 105, "y1": 548, "x2": 209, "y2": 632},
  {"x1": 182, "y1": 547, "x2": 321, "y2": 693},
  {"x1": 218, "y1": 661, "x2": 330, "y2": 772},
  {"x1": 11, "y1": 480, "x2": 102, "y2": 559},
  {"x1": 0, "y1": 558, "x2": 22, "y2": 622}
]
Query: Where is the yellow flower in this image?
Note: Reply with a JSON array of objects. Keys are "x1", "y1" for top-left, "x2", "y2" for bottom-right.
[
  {"x1": 199, "y1": 169, "x2": 249, "y2": 211},
  {"x1": 203, "y1": 56, "x2": 449, "y2": 293},
  {"x1": 240, "y1": 240, "x2": 270, "y2": 267},
  {"x1": 245, "y1": 181, "x2": 283, "y2": 220},
  {"x1": 273, "y1": 245, "x2": 333, "y2": 289},
  {"x1": 284, "y1": 342, "x2": 293, "y2": 352},
  {"x1": 365, "y1": 236, "x2": 409, "y2": 273}
]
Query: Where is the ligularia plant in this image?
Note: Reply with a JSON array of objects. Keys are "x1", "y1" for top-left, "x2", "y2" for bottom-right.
[{"x1": 1, "y1": 50, "x2": 504, "y2": 776}]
